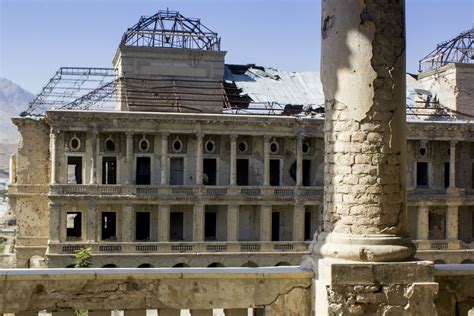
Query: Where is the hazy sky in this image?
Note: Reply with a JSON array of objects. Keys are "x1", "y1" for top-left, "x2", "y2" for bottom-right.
[{"x1": 0, "y1": 0, "x2": 473, "y2": 93}]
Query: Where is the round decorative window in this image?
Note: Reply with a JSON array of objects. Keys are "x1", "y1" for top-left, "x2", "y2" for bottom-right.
[
  {"x1": 172, "y1": 138, "x2": 183, "y2": 153},
  {"x1": 70, "y1": 136, "x2": 81, "y2": 151},
  {"x1": 205, "y1": 140, "x2": 215, "y2": 153},
  {"x1": 139, "y1": 138, "x2": 150, "y2": 152},
  {"x1": 105, "y1": 138, "x2": 116, "y2": 152},
  {"x1": 270, "y1": 141, "x2": 279, "y2": 154},
  {"x1": 302, "y1": 142, "x2": 310, "y2": 154},
  {"x1": 238, "y1": 141, "x2": 248, "y2": 153},
  {"x1": 419, "y1": 147, "x2": 426, "y2": 156}
]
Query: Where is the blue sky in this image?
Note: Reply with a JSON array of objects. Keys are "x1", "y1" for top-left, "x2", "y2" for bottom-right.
[{"x1": 0, "y1": 0, "x2": 473, "y2": 94}]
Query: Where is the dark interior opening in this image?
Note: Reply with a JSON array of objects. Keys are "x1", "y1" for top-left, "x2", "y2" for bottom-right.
[
  {"x1": 270, "y1": 159, "x2": 280, "y2": 186},
  {"x1": 101, "y1": 212, "x2": 116, "y2": 240},
  {"x1": 102, "y1": 157, "x2": 117, "y2": 185},
  {"x1": 170, "y1": 212, "x2": 184, "y2": 241},
  {"x1": 205, "y1": 211, "x2": 217, "y2": 241},
  {"x1": 170, "y1": 157, "x2": 184, "y2": 185},
  {"x1": 135, "y1": 212, "x2": 151, "y2": 241},
  {"x1": 271, "y1": 211, "x2": 280, "y2": 241},
  {"x1": 304, "y1": 211, "x2": 312, "y2": 240},
  {"x1": 67, "y1": 156, "x2": 82, "y2": 184},
  {"x1": 416, "y1": 162, "x2": 429, "y2": 187},
  {"x1": 136, "y1": 156, "x2": 151, "y2": 185},
  {"x1": 237, "y1": 159, "x2": 249, "y2": 186},
  {"x1": 203, "y1": 158, "x2": 217, "y2": 185},
  {"x1": 66, "y1": 212, "x2": 82, "y2": 239},
  {"x1": 303, "y1": 159, "x2": 311, "y2": 186},
  {"x1": 444, "y1": 162, "x2": 450, "y2": 188}
]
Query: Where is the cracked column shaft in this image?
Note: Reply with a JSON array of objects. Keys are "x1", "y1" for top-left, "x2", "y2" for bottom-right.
[{"x1": 315, "y1": 0, "x2": 414, "y2": 261}]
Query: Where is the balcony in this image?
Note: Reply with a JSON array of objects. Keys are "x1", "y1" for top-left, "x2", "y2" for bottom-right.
[
  {"x1": 49, "y1": 184, "x2": 323, "y2": 200},
  {"x1": 49, "y1": 241, "x2": 310, "y2": 255}
]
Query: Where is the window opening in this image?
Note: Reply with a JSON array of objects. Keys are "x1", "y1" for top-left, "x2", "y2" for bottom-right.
[
  {"x1": 135, "y1": 212, "x2": 151, "y2": 241},
  {"x1": 170, "y1": 212, "x2": 184, "y2": 241},
  {"x1": 172, "y1": 138, "x2": 183, "y2": 153},
  {"x1": 270, "y1": 141, "x2": 279, "y2": 154},
  {"x1": 416, "y1": 162, "x2": 429, "y2": 187},
  {"x1": 170, "y1": 157, "x2": 184, "y2": 185},
  {"x1": 205, "y1": 211, "x2": 217, "y2": 241},
  {"x1": 136, "y1": 156, "x2": 151, "y2": 185},
  {"x1": 205, "y1": 140, "x2": 215, "y2": 153},
  {"x1": 238, "y1": 141, "x2": 248, "y2": 153},
  {"x1": 271, "y1": 211, "x2": 280, "y2": 241},
  {"x1": 101, "y1": 212, "x2": 117, "y2": 240},
  {"x1": 66, "y1": 212, "x2": 82, "y2": 239},
  {"x1": 203, "y1": 158, "x2": 217, "y2": 185},
  {"x1": 102, "y1": 157, "x2": 117, "y2": 184},
  {"x1": 67, "y1": 156, "x2": 82, "y2": 184},
  {"x1": 303, "y1": 160, "x2": 311, "y2": 186},
  {"x1": 236, "y1": 159, "x2": 249, "y2": 186},
  {"x1": 270, "y1": 159, "x2": 280, "y2": 186},
  {"x1": 70, "y1": 136, "x2": 81, "y2": 151},
  {"x1": 105, "y1": 138, "x2": 116, "y2": 152},
  {"x1": 304, "y1": 211, "x2": 312, "y2": 240},
  {"x1": 444, "y1": 162, "x2": 450, "y2": 188},
  {"x1": 139, "y1": 138, "x2": 150, "y2": 152}
]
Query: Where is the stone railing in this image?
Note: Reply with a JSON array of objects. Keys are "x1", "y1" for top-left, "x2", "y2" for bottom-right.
[
  {"x1": 0, "y1": 267, "x2": 313, "y2": 315},
  {"x1": 50, "y1": 241, "x2": 310, "y2": 255},
  {"x1": 49, "y1": 184, "x2": 323, "y2": 199},
  {"x1": 414, "y1": 240, "x2": 463, "y2": 251}
]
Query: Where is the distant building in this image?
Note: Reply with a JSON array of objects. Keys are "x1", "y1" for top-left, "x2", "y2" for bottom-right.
[{"x1": 8, "y1": 12, "x2": 474, "y2": 267}]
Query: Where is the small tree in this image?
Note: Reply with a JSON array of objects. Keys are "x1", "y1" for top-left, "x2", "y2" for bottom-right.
[{"x1": 74, "y1": 247, "x2": 92, "y2": 268}]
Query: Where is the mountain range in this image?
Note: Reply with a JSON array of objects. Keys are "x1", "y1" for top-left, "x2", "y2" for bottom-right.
[{"x1": 0, "y1": 78, "x2": 35, "y2": 177}]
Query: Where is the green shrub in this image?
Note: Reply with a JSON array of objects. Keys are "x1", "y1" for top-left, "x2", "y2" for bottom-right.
[{"x1": 74, "y1": 247, "x2": 92, "y2": 268}]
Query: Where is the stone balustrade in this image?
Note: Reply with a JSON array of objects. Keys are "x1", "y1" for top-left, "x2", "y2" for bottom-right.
[
  {"x1": 48, "y1": 241, "x2": 310, "y2": 255},
  {"x1": 0, "y1": 267, "x2": 313, "y2": 315},
  {"x1": 48, "y1": 184, "x2": 323, "y2": 199}
]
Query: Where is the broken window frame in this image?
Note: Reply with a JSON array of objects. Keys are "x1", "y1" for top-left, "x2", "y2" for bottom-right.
[
  {"x1": 66, "y1": 211, "x2": 82, "y2": 240},
  {"x1": 66, "y1": 155, "x2": 84, "y2": 184}
]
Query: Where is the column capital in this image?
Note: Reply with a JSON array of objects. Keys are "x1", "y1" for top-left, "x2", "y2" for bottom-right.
[
  {"x1": 450, "y1": 140, "x2": 458, "y2": 146},
  {"x1": 263, "y1": 135, "x2": 272, "y2": 142},
  {"x1": 126, "y1": 131, "x2": 134, "y2": 139},
  {"x1": 196, "y1": 131, "x2": 205, "y2": 139},
  {"x1": 50, "y1": 129, "x2": 60, "y2": 138},
  {"x1": 161, "y1": 132, "x2": 170, "y2": 139}
]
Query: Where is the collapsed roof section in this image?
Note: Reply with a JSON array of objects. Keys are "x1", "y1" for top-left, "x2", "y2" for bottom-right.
[
  {"x1": 120, "y1": 9, "x2": 221, "y2": 51},
  {"x1": 419, "y1": 28, "x2": 474, "y2": 72},
  {"x1": 22, "y1": 65, "x2": 454, "y2": 120}
]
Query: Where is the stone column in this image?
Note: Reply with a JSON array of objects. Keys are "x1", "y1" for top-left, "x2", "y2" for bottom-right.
[
  {"x1": 417, "y1": 205, "x2": 429, "y2": 240},
  {"x1": 227, "y1": 204, "x2": 240, "y2": 241},
  {"x1": 314, "y1": 0, "x2": 414, "y2": 262},
  {"x1": 161, "y1": 133, "x2": 169, "y2": 185},
  {"x1": 158, "y1": 204, "x2": 170, "y2": 242},
  {"x1": 90, "y1": 130, "x2": 98, "y2": 184},
  {"x1": 449, "y1": 141, "x2": 457, "y2": 189},
  {"x1": 49, "y1": 202, "x2": 60, "y2": 242},
  {"x1": 230, "y1": 134, "x2": 237, "y2": 185},
  {"x1": 293, "y1": 204, "x2": 305, "y2": 241},
  {"x1": 9, "y1": 153, "x2": 16, "y2": 184},
  {"x1": 447, "y1": 205, "x2": 459, "y2": 240},
  {"x1": 87, "y1": 202, "x2": 97, "y2": 242},
  {"x1": 122, "y1": 204, "x2": 134, "y2": 242},
  {"x1": 193, "y1": 204, "x2": 205, "y2": 241},
  {"x1": 263, "y1": 135, "x2": 271, "y2": 186},
  {"x1": 312, "y1": 2, "x2": 437, "y2": 315},
  {"x1": 126, "y1": 132, "x2": 133, "y2": 185},
  {"x1": 59, "y1": 207, "x2": 67, "y2": 242},
  {"x1": 196, "y1": 132, "x2": 204, "y2": 185},
  {"x1": 260, "y1": 205, "x2": 272, "y2": 241},
  {"x1": 296, "y1": 135, "x2": 303, "y2": 186},
  {"x1": 50, "y1": 130, "x2": 59, "y2": 184}
]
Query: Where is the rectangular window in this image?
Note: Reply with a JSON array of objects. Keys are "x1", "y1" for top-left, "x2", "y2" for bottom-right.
[
  {"x1": 66, "y1": 212, "x2": 82, "y2": 239},
  {"x1": 170, "y1": 212, "x2": 184, "y2": 241},
  {"x1": 236, "y1": 159, "x2": 249, "y2": 186},
  {"x1": 444, "y1": 162, "x2": 450, "y2": 188},
  {"x1": 170, "y1": 157, "x2": 184, "y2": 185},
  {"x1": 271, "y1": 211, "x2": 280, "y2": 241},
  {"x1": 102, "y1": 157, "x2": 117, "y2": 185},
  {"x1": 135, "y1": 212, "x2": 151, "y2": 241},
  {"x1": 101, "y1": 212, "x2": 116, "y2": 240},
  {"x1": 304, "y1": 211, "x2": 312, "y2": 240},
  {"x1": 203, "y1": 158, "x2": 217, "y2": 185},
  {"x1": 67, "y1": 156, "x2": 82, "y2": 184},
  {"x1": 136, "y1": 156, "x2": 151, "y2": 185},
  {"x1": 303, "y1": 160, "x2": 311, "y2": 187},
  {"x1": 270, "y1": 159, "x2": 280, "y2": 186},
  {"x1": 205, "y1": 211, "x2": 217, "y2": 241},
  {"x1": 416, "y1": 162, "x2": 429, "y2": 187}
]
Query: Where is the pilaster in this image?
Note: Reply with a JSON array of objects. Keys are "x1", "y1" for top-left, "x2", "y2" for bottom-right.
[
  {"x1": 193, "y1": 204, "x2": 205, "y2": 241},
  {"x1": 230, "y1": 134, "x2": 237, "y2": 185},
  {"x1": 196, "y1": 132, "x2": 204, "y2": 185},
  {"x1": 260, "y1": 205, "x2": 272, "y2": 241},
  {"x1": 158, "y1": 204, "x2": 170, "y2": 242},
  {"x1": 263, "y1": 135, "x2": 271, "y2": 186},
  {"x1": 161, "y1": 133, "x2": 169, "y2": 185},
  {"x1": 227, "y1": 204, "x2": 240, "y2": 241},
  {"x1": 447, "y1": 205, "x2": 459, "y2": 240}
]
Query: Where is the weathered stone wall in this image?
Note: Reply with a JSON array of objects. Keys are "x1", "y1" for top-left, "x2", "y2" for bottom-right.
[
  {"x1": 0, "y1": 268, "x2": 313, "y2": 315},
  {"x1": 9, "y1": 118, "x2": 51, "y2": 267},
  {"x1": 434, "y1": 266, "x2": 474, "y2": 316}
]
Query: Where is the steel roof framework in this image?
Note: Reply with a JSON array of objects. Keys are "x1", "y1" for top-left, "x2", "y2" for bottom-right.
[{"x1": 419, "y1": 28, "x2": 474, "y2": 72}]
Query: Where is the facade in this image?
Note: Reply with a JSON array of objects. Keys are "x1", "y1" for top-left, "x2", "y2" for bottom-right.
[{"x1": 7, "y1": 12, "x2": 474, "y2": 268}]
